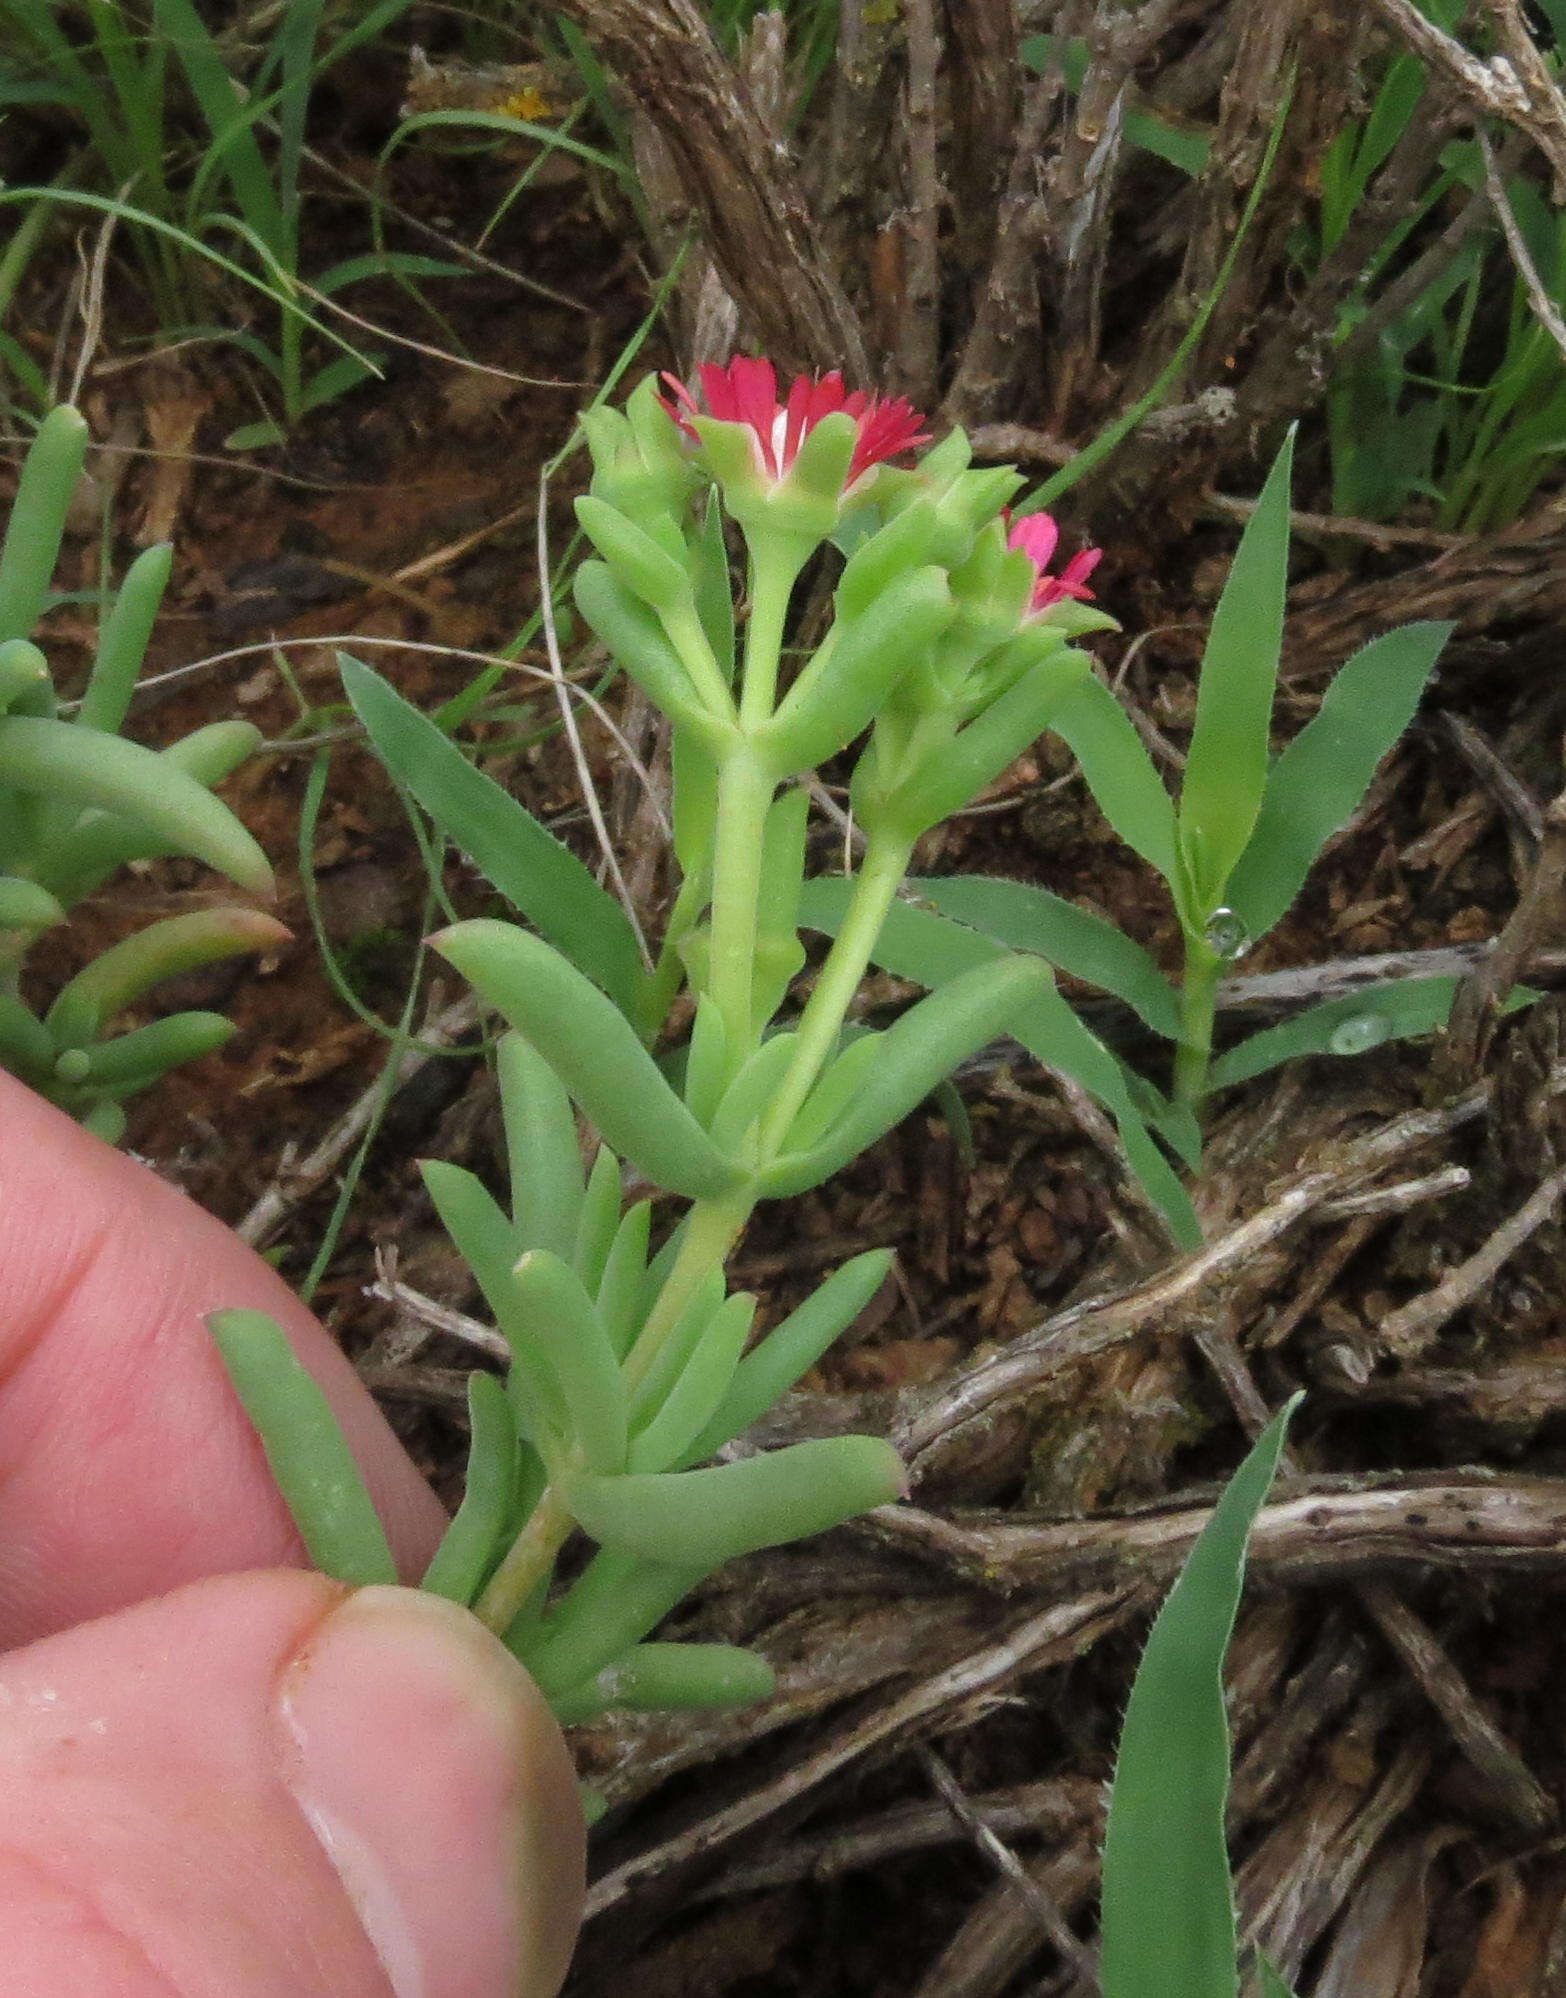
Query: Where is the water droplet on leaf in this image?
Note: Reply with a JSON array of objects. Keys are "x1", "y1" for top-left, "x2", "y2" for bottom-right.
[
  {"x1": 1328, "y1": 1013, "x2": 1391, "y2": 1056},
  {"x1": 1203, "y1": 908, "x2": 1251, "y2": 961}
]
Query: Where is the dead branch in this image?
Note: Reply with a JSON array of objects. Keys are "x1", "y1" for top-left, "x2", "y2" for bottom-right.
[
  {"x1": 891, "y1": 1092, "x2": 1490, "y2": 1478},
  {"x1": 874, "y1": 1472, "x2": 1566, "y2": 1600},
  {"x1": 548, "y1": 0, "x2": 866, "y2": 374},
  {"x1": 581, "y1": 1587, "x2": 1136, "y2": 1918}
]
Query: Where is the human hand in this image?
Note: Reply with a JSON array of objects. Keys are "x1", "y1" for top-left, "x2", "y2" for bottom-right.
[{"x1": 0, "y1": 1072, "x2": 585, "y2": 1996}]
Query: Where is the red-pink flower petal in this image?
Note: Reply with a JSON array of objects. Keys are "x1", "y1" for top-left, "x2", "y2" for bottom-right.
[
  {"x1": 658, "y1": 371, "x2": 702, "y2": 445},
  {"x1": 782, "y1": 371, "x2": 850, "y2": 469},
  {"x1": 691, "y1": 357, "x2": 778, "y2": 473},
  {"x1": 1007, "y1": 512, "x2": 1101, "y2": 611},
  {"x1": 657, "y1": 357, "x2": 929, "y2": 492},
  {"x1": 1006, "y1": 514, "x2": 1061, "y2": 574},
  {"x1": 847, "y1": 397, "x2": 930, "y2": 484}
]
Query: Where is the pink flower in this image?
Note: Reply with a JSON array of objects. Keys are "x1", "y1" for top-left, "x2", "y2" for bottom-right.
[
  {"x1": 660, "y1": 356, "x2": 929, "y2": 489},
  {"x1": 1007, "y1": 512, "x2": 1103, "y2": 613}
]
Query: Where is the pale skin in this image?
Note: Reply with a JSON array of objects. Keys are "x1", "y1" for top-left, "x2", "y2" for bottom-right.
[{"x1": 0, "y1": 1071, "x2": 585, "y2": 1998}]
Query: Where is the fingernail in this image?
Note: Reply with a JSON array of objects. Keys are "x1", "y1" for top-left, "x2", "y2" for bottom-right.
[{"x1": 275, "y1": 1586, "x2": 584, "y2": 1998}]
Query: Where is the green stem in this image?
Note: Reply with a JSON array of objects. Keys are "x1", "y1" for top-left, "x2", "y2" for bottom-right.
[
  {"x1": 706, "y1": 743, "x2": 775, "y2": 1058},
  {"x1": 622, "y1": 1186, "x2": 755, "y2": 1395},
  {"x1": 759, "y1": 831, "x2": 914, "y2": 1157},
  {"x1": 1173, "y1": 937, "x2": 1221, "y2": 1110},
  {"x1": 474, "y1": 1483, "x2": 571, "y2": 1637},
  {"x1": 739, "y1": 539, "x2": 802, "y2": 726}
]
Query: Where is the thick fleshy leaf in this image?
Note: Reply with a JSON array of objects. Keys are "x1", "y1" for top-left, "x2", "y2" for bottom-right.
[
  {"x1": 0, "y1": 992, "x2": 54, "y2": 1082},
  {"x1": 887, "y1": 650, "x2": 1089, "y2": 836},
  {"x1": 0, "y1": 715, "x2": 273, "y2": 896},
  {"x1": 561, "y1": 1642, "x2": 775, "y2": 1722},
  {"x1": 419, "y1": 1371, "x2": 517, "y2": 1606},
  {"x1": 207, "y1": 1309, "x2": 398, "y2": 1588},
  {"x1": 573, "y1": 1146, "x2": 624, "y2": 1297},
  {"x1": 0, "y1": 875, "x2": 64, "y2": 932},
  {"x1": 496, "y1": 1032, "x2": 584, "y2": 1261},
  {"x1": 519, "y1": 1548, "x2": 712, "y2": 1698},
  {"x1": 572, "y1": 561, "x2": 731, "y2": 736},
  {"x1": 53, "y1": 1012, "x2": 235, "y2": 1091},
  {"x1": 1223, "y1": 622, "x2": 1451, "y2": 938},
  {"x1": 596, "y1": 1198, "x2": 654, "y2": 1358},
  {"x1": 44, "y1": 909, "x2": 289, "y2": 1046},
  {"x1": 678, "y1": 1249, "x2": 894, "y2": 1464},
  {"x1": 625, "y1": 1268, "x2": 725, "y2": 1425},
  {"x1": 765, "y1": 567, "x2": 954, "y2": 773},
  {"x1": 510, "y1": 1250, "x2": 629, "y2": 1476},
  {"x1": 1100, "y1": 1396, "x2": 1300, "y2": 1998},
  {"x1": 0, "y1": 639, "x2": 50, "y2": 716},
  {"x1": 77, "y1": 542, "x2": 173, "y2": 736},
  {"x1": 340, "y1": 656, "x2": 649, "y2": 1025},
  {"x1": 429, "y1": 920, "x2": 745, "y2": 1199},
  {"x1": 1177, "y1": 433, "x2": 1294, "y2": 912},
  {"x1": 628, "y1": 1290, "x2": 756, "y2": 1474},
  {"x1": 575, "y1": 494, "x2": 693, "y2": 613},
  {"x1": 560, "y1": 1434, "x2": 906, "y2": 1567},
  {"x1": 910, "y1": 874, "x2": 1181, "y2": 1039},
  {"x1": 758, "y1": 956, "x2": 1052, "y2": 1196},
  {"x1": 35, "y1": 719, "x2": 265, "y2": 907},
  {"x1": 419, "y1": 1160, "x2": 568, "y2": 1445}
]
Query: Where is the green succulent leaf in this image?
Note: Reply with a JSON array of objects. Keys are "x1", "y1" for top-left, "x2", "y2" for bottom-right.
[
  {"x1": 53, "y1": 1011, "x2": 235, "y2": 1092},
  {"x1": 561, "y1": 1642, "x2": 775, "y2": 1722},
  {"x1": 575, "y1": 494, "x2": 694, "y2": 614},
  {"x1": 678, "y1": 1249, "x2": 894, "y2": 1465},
  {"x1": 510, "y1": 1249, "x2": 630, "y2": 1476},
  {"x1": 797, "y1": 881, "x2": 1200, "y2": 1249},
  {"x1": 519, "y1": 1548, "x2": 712, "y2": 1700},
  {"x1": 496, "y1": 1032, "x2": 584, "y2": 1261},
  {"x1": 419, "y1": 1370, "x2": 518, "y2": 1607},
  {"x1": 0, "y1": 875, "x2": 65, "y2": 932},
  {"x1": 0, "y1": 716, "x2": 274, "y2": 897},
  {"x1": 429, "y1": 920, "x2": 746, "y2": 1200},
  {"x1": 560, "y1": 1434, "x2": 906, "y2": 1568},
  {"x1": 0, "y1": 639, "x2": 50, "y2": 716},
  {"x1": 627, "y1": 1289, "x2": 756, "y2": 1474},
  {"x1": 765, "y1": 567, "x2": 955, "y2": 773},
  {"x1": 44, "y1": 908, "x2": 289, "y2": 1047},
  {"x1": 760, "y1": 955, "x2": 1053, "y2": 1197},
  {"x1": 207, "y1": 1309, "x2": 398, "y2": 1589},
  {"x1": 77, "y1": 542, "x2": 173, "y2": 736}
]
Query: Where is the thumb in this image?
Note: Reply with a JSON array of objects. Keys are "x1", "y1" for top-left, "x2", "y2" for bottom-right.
[{"x1": 0, "y1": 1571, "x2": 584, "y2": 1998}]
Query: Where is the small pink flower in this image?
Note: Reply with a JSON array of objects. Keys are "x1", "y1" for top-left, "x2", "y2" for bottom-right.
[
  {"x1": 1007, "y1": 512, "x2": 1103, "y2": 613},
  {"x1": 661, "y1": 356, "x2": 929, "y2": 489}
]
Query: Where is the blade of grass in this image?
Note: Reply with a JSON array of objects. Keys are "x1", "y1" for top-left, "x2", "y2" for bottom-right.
[{"x1": 1099, "y1": 1395, "x2": 1301, "y2": 1998}]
